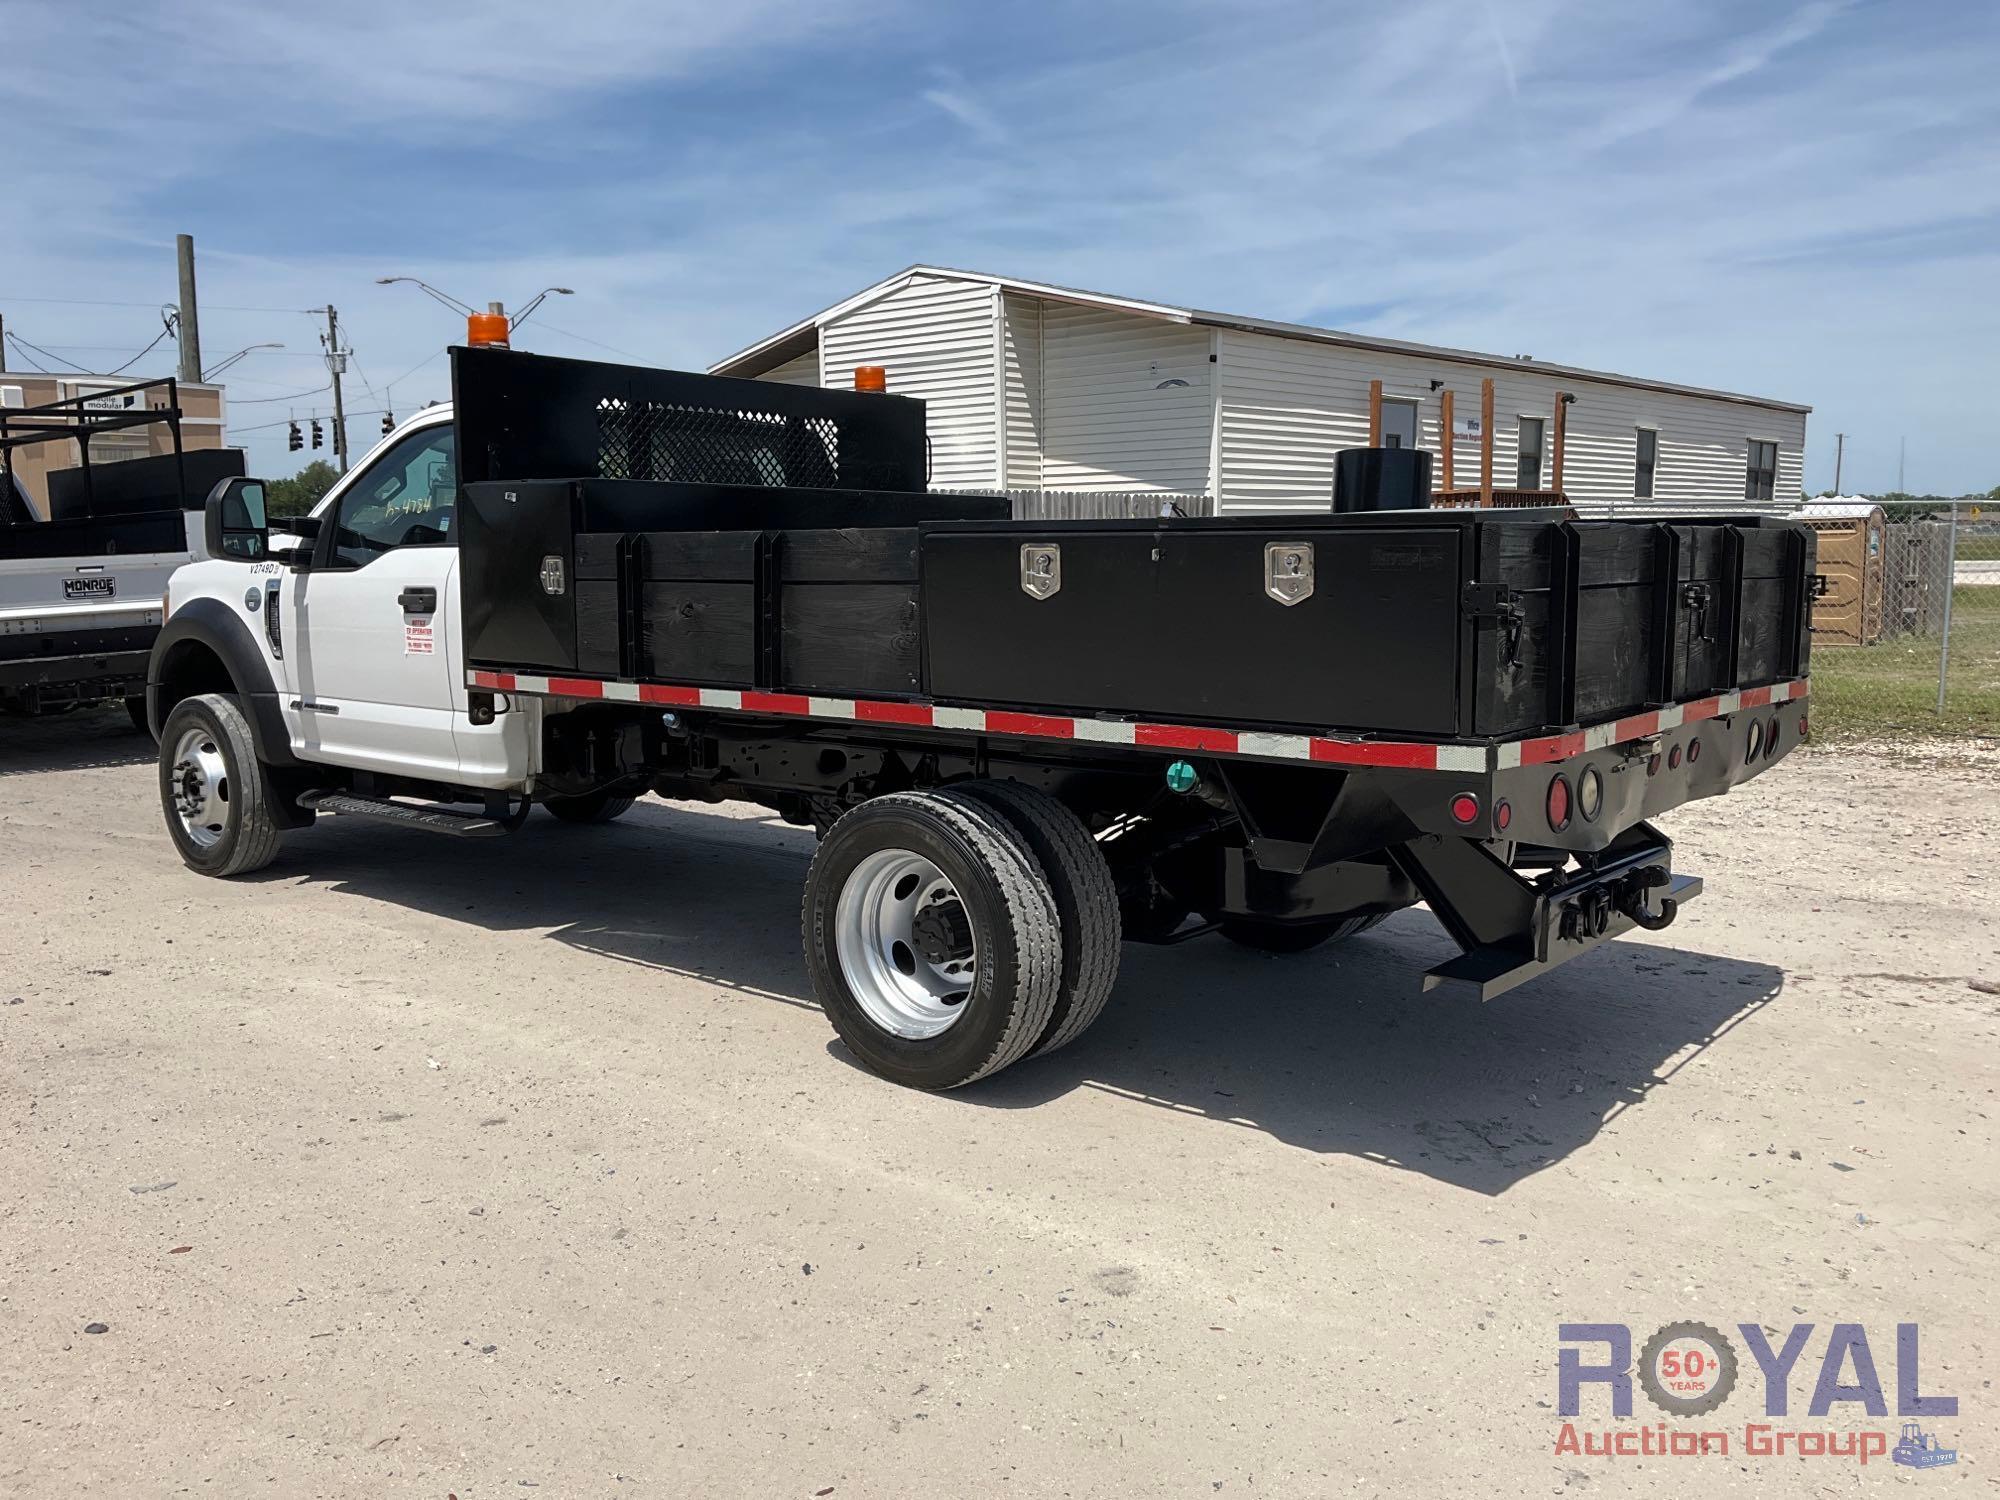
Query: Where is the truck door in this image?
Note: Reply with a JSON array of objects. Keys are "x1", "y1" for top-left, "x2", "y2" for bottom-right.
[{"x1": 281, "y1": 422, "x2": 464, "y2": 777}]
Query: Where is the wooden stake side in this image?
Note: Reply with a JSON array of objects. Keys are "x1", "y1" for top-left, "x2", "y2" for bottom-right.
[
  {"x1": 1479, "y1": 378, "x2": 1495, "y2": 507},
  {"x1": 1439, "y1": 389, "x2": 1455, "y2": 491},
  {"x1": 1551, "y1": 390, "x2": 1568, "y2": 496},
  {"x1": 1367, "y1": 379, "x2": 1383, "y2": 447}
]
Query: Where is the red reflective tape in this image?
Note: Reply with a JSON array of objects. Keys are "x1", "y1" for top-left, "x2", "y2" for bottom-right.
[
  {"x1": 1135, "y1": 723, "x2": 1237, "y2": 753},
  {"x1": 1682, "y1": 696, "x2": 1722, "y2": 724},
  {"x1": 987, "y1": 710, "x2": 1074, "y2": 739},
  {"x1": 470, "y1": 670, "x2": 509, "y2": 691},
  {"x1": 855, "y1": 699, "x2": 934, "y2": 727},
  {"x1": 741, "y1": 691, "x2": 812, "y2": 716},
  {"x1": 1739, "y1": 685, "x2": 1773, "y2": 709},
  {"x1": 546, "y1": 676, "x2": 605, "y2": 699},
  {"x1": 639, "y1": 683, "x2": 702, "y2": 707},
  {"x1": 1613, "y1": 711, "x2": 1661, "y2": 742},
  {"x1": 1519, "y1": 731, "x2": 1586, "y2": 766},
  {"x1": 1310, "y1": 737, "x2": 1438, "y2": 769}
]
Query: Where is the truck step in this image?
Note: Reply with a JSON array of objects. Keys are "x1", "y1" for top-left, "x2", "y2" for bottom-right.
[{"x1": 296, "y1": 790, "x2": 513, "y2": 838}]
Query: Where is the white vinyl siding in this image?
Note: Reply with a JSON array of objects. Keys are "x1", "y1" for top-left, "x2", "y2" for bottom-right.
[
  {"x1": 819, "y1": 273, "x2": 999, "y2": 489},
  {"x1": 1000, "y1": 293, "x2": 1044, "y2": 491},
  {"x1": 1038, "y1": 303, "x2": 1212, "y2": 494},
  {"x1": 1216, "y1": 327, "x2": 1807, "y2": 512},
  {"x1": 755, "y1": 349, "x2": 819, "y2": 387}
]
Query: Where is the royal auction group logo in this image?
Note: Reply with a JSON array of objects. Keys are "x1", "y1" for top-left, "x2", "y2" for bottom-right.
[{"x1": 1557, "y1": 1321, "x2": 1959, "y2": 1469}]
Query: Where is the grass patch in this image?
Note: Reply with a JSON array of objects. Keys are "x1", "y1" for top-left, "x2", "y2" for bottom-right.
[
  {"x1": 1810, "y1": 586, "x2": 2000, "y2": 740},
  {"x1": 1957, "y1": 535, "x2": 2000, "y2": 562}
]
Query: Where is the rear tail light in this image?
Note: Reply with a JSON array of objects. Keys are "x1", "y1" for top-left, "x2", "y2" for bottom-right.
[
  {"x1": 1646, "y1": 752, "x2": 1661, "y2": 777},
  {"x1": 1449, "y1": 792, "x2": 1481, "y2": 825},
  {"x1": 1767, "y1": 718, "x2": 1781, "y2": 758},
  {"x1": 1799, "y1": 714, "x2": 1809, "y2": 740},
  {"x1": 1577, "y1": 765, "x2": 1603, "y2": 822},
  {"x1": 1546, "y1": 774, "x2": 1572, "y2": 831},
  {"x1": 1687, "y1": 736, "x2": 1702, "y2": 763},
  {"x1": 1668, "y1": 744, "x2": 1682, "y2": 770},
  {"x1": 1748, "y1": 720, "x2": 1764, "y2": 759},
  {"x1": 1495, "y1": 799, "x2": 1512, "y2": 832}
]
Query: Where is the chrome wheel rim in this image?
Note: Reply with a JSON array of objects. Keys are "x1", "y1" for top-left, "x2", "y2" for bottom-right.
[
  {"x1": 834, "y1": 848, "x2": 977, "y2": 1039},
  {"x1": 169, "y1": 725, "x2": 231, "y2": 849}
]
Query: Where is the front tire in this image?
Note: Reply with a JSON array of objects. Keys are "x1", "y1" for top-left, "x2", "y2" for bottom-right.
[
  {"x1": 804, "y1": 791, "x2": 1061, "y2": 1089},
  {"x1": 543, "y1": 790, "x2": 636, "y2": 824},
  {"x1": 157, "y1": 693, "x2": 283, "y2": 877}
]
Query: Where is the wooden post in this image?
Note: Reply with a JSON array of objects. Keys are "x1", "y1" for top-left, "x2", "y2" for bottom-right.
[
  {"x1": 1367, "y1": 379, "x2": 1383, "y2": 447},
  {"x1": 1439, "y1": 389, "x2": 1455, "y2": 491},
  {"x1": 1479, "y1": 378, "x2": 1494, "y2": 507},
  {"x1": 1550, "y1": 391, "x2": 1568, "y2": 496}
]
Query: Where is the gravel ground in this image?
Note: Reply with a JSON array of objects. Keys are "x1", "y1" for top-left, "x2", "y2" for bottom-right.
[{"x1": 2, "y1": 708, "x2": 1995, "y2": 1497}]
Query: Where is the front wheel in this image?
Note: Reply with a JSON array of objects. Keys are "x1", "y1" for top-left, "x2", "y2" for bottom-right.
[
  {"x1": 157, "y1": 693, "x2": 284, "y2": 877},
  {"x1": 1217, "y1": 912, "x2": 1387, "y2": 954},
  {"x1": 803, "y1": 792, "x2": 1061, "y2": 1090}
]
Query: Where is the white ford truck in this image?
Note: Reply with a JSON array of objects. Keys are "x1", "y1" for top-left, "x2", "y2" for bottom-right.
[{"x1": 147, "y1": 346, "x2": 1812, "y2": 1091}]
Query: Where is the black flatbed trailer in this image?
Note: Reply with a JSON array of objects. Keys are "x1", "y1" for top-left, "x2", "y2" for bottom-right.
[{"x1": 432, "y1": 346, "x2": 1815, "y2": 1088}]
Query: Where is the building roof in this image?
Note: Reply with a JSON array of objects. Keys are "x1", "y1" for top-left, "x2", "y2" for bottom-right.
[
  {"x1": 710, "y1": 265, "x2": 1811, "y2": 415},
  {"x1": 1800, "y1": 498, "x2": 1884, "y2": 518}
]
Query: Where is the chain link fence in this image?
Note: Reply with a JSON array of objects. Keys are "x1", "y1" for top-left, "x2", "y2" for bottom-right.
[{"x1": 1807, "y1": 500, "x2": 1998, "y2": 741}]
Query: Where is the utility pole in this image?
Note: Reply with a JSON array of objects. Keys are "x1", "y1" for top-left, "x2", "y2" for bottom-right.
[
  {"x1": 175, "y1": 234, "x2": 203, "y2": 384},
  {"x1": 319, "y1": 305, "x2": 350, "y2": 472},
  {"x1": 1833, "y1": 432, "x2": 1844, "y2": 494},
  {"x1": 0, "y1": 310, "x2": 8, "y2": 374}
]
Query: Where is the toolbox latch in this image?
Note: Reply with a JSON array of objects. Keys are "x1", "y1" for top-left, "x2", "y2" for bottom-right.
[
  {"x1": 1464, "y1": 582, "x2": 1526, "y2": 662},
  {"x1": 1263, "y1": 542, "x2": 1314, "y2": 606},
  {"x1": 1020, "y1": 543, "x2": 1061, "y2": 600}
]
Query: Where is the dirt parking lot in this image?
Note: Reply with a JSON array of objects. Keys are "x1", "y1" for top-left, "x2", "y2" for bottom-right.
[{"x1": 2, "y1": 708, "x2": 1995, "y2": 1497}]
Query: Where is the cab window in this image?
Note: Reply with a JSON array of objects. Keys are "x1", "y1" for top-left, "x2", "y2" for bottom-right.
[{"x1": 328, "y1": 425, "x2": 457, "y2": 569}]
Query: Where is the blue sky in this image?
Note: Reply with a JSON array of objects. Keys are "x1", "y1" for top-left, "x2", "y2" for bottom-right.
[{"x1": 2, "y1": 0, "x2": 1994, "y2": 494}]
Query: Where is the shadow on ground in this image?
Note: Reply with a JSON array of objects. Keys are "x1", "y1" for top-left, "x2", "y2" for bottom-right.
[
  {"x1": 0, "y1": 704, "x2": 154, "y2": 777},
  {"x1": 256, "y1": 796, "x2": 1782, "y2": 1195}
]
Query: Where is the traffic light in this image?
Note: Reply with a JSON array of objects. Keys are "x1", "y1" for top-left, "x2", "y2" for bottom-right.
[
  {"x1": 287, "y1": 421, "x2": 303, "y2": 453},
  {"x1": 310, "y1": 419, "x2": 323, "y2": 450},
  {"x1": 381, "y1": 411, "x2": 395, "y2": 436}
]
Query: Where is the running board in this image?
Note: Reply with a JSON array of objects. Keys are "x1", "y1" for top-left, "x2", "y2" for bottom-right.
[{"x1": 296, "y1": 790, "x2": 513, "y2": 838}]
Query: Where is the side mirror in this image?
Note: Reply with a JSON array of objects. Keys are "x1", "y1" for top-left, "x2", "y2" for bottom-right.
[{"x1": 203, "y1": 477, "x2": 269, "y2": 562}]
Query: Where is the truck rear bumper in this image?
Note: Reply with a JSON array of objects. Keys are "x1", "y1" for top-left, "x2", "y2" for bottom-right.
[
  {"x1": 0, "y1": 647, "x2": 152, "y2": 702},
  {"x1": 1404, "y1": 827, "x2": 1701, "y2": 1000}
]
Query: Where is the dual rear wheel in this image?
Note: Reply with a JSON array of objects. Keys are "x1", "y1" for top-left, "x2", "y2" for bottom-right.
[{"x1": 803, "y1": 783, "x2": 1121, "y2": 1090}]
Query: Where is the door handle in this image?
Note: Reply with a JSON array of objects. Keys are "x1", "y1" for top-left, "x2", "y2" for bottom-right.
[{"x1": 398, "y1": 587, "x2": 437, "y2": 614}]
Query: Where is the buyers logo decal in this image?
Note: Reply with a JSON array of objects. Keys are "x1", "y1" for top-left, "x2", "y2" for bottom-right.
[
  {"x1": 1557, "y1": 1321, "x2": 1959, "y2": 1468},
  {"x1": 63, "y1": 575, "x2": 116, "y2": 599}
]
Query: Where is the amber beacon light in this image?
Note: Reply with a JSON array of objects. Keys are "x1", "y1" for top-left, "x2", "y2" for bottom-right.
[
  {"x1": 853, "y1": 364, "x2": 888, "y2": 393},
  {"x1": 466, "y1": 304, "x2": 511, "y2": 349}
]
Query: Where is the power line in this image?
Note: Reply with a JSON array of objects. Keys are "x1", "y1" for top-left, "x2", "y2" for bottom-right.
[
  {"x1": 100, "y1": 321, "x2": 178, "y2": 377},
  {"x1": 0, "y1": 293, "x2": 325, "y2": 314},
  {"x1": 228, "y1": 383, "x2": 332, "y2": 405},
  {"x1": 4, "y1": 330, "x2": 95, "y2": 373}
]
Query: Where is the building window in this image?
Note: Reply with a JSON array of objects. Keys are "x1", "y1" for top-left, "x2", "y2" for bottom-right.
[
  {"x1": 1635, "y1": 428, "x2": 1657, "y2": 499},
  {"x1": 1517, "y1": 417, "x2": 1544, "y2": 490},
  {"x1": 1381, "y1": 398, "x2": 1419, "y2": 450},
  {"x1": 1745, "y1": 439, "x2": 1778, "y2": 503}
]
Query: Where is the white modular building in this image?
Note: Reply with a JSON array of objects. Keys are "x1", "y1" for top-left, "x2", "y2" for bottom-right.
[{"x1": 710, "y1": 266, "x2": 1808, "y2": 513}]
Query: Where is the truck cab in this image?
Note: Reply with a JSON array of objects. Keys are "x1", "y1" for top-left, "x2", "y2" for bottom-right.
[{"x1": 151, "y1": 405, "x2": 537, "y2": 790}]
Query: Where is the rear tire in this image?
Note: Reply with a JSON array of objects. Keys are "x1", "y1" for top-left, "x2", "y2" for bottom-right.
[
  {"x1": 1217, "y1": 912, "x2": 1387, "y2": 954},
  {"x1": 126, "y1": 695, "x2": 153, "y2": 738},
  {"x1": 157, "y1": 693, "x2": 283, "y2": 877},
  {"x1": 804, "y1": 791, "x2": 1061, "y2": 1089},
  {"x1": 543, "y1": 790, "x2": 636, "y2": 824},
  {"x1": 944, "y1": 780, "x2": 1121, "y2": 1055}
]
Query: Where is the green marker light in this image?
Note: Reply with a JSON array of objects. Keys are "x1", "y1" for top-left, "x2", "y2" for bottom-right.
[{"x1": 1165, "y1": 759, "x2": 1198, "y2": 794}]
